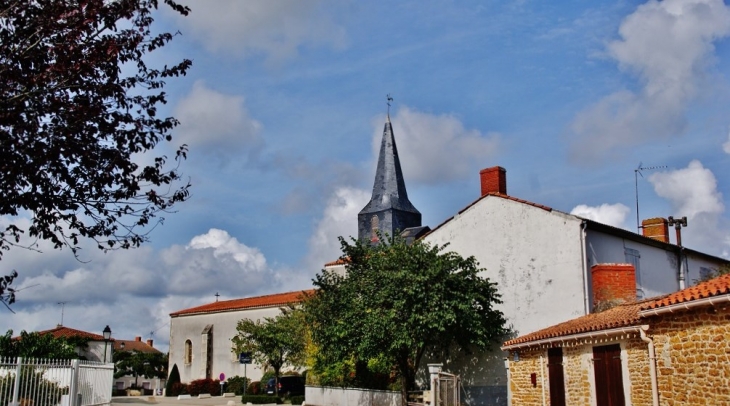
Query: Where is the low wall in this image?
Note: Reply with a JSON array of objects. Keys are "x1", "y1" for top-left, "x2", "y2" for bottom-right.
[{"x1": 305, "y1": 385, "x2": 400, "y2": 406}]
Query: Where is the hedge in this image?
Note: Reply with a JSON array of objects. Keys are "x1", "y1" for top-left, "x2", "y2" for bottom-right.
[
  {"x1": 290, "y1": 395, "x2": 305, "y2": 405},
  {"x1": 240, "y1": 395, "x2": 282, "y2": 404}
]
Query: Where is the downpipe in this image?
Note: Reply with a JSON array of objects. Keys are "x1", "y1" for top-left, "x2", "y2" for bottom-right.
[{"x1": 640, "y1": 325, "x2": 659, "y2": 406}]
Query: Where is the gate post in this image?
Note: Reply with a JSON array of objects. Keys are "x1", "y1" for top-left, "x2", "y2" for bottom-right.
[
  {"x1": 10, "y1": 357, "x2": 22, "y2": 406},
  {"x1": 69, "y1": 359, "x2": 81, "y2": 406},
  {"x1": 427, "y1": 364, "x2": 442, "y2": 406}
]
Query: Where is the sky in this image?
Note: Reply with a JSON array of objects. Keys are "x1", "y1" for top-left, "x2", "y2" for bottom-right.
[{"x1": 2, "y1": 0, "x2": 730, "y2": 353}]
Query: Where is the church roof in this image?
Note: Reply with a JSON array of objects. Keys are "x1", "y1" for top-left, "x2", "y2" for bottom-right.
[
  {"x1": 169, "y1": 289, "x2": 315, "y2": 317},
  {"x1": 359, "y1": 117, "x2": 420, "y2": 215}
]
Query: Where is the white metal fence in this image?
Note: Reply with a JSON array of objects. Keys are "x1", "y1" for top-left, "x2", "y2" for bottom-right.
[{"x1": 0, "y1": 358, "x2": 113, "y2": 406}]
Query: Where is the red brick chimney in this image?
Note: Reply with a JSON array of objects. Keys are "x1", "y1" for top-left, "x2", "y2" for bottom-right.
[
  {"x1": 146, "y1": 339, "x2": 154, "y2": 348},
  {"x1": 135, "y1": 336, "x2": 142, "y2": 342},
  {"x1": 480, "y1": 166, "x2": 507, "y2": 196},
  {"x1": 642, "y1": 217, "x2": 669, "y2": 243},
  {"x1": 591, "y1": 263, "x2": 636, "y2": 311}
]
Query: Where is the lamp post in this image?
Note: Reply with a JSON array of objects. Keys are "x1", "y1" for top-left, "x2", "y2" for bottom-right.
[{"x1": 103, "y1": 325, "x2": 111, "y2": 363}]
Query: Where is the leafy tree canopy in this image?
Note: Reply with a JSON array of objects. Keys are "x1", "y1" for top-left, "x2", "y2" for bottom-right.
[
  {"x1": 114, "y1": 350, "x2": 167, "y2": 387},
  {"x1": 0, "y1": 329, "x2": 88, "y2": 358},
  {"x1": 305, "y1": 235, "x2": 509, "y2": 405},
  {"x1": 232, "y1": 306, "x2": 307, "y2": 396},
  {"x1": 0, "y1": 0, "x2": 192, "y2": 305}
]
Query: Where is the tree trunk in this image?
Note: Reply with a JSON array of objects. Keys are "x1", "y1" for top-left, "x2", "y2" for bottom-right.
[{"x1": 400, "y1": 374, "x2": 408, "y2": 406}]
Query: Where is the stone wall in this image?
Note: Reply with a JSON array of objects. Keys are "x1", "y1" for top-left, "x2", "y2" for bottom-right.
[
  {"x1": 651, "y1": 305, "x2": 730, "y2": 405},
  {"x1": 507, "y1": 347, "x2": 546, "y2": 405}
]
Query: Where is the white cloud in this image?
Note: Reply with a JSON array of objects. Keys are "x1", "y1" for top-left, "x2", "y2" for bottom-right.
[
  {"x1": 648, "y1": 160, "x2": 729, "y2": 256},
  {"x1": 648, "y1": 160, "x2": 724, "y2": 218},
  {"x1": 569, "y1": 0, "x2": 730, "y2": 164},
  {"x1": 723, "y1": 127, "x2": 730, "y2": 154},
  {"x1": 0, "y1": 227, "x2": 291, "y2": 352},
  {"x1": 304, "y1": 187, "x2": 369, "y2": 272},
  {"x1": 171, "y1": 0, "x2": 347, "y2": 64},
  {"x1": 570, "y1": 203, "x2": 631, "y2": 229},
  {"x1": 174, "y1": 81, "x2": 263, "y2": 157},
  {"x1": 379, "y1": 107, "x2": 501, "y2": 185}
]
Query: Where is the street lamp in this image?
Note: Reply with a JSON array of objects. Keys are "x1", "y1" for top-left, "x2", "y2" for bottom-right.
[{"x1": 103, "y1": 325, "x2": 111, "y2": 363}]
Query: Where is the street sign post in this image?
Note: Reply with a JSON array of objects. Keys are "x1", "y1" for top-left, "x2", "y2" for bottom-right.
[
  {"x1": 219, "y1": 373, "x2": 225, "y2": 395},
  {"x1": 239, "y1": 353, "x2": 252, "y2": 395}
]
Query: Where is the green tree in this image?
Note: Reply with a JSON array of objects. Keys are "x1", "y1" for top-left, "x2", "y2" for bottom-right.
[
  {"x1": 232, "y1": 306, "x2": 307, "y2": 397},
  {"x1": 305, "y1": 235, "x2": 509, "y2": 406},
  {"x1": 0, "y1": 329, "x2": 87, "y2": 358},
  {"x1": 0, "y1": 0, "x2": 192, "y2": 306},
  {"x1": 114, "y1": 351, "x2": 167, "y2": 388}
]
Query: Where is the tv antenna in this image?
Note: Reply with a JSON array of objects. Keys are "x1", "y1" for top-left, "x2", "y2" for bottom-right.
[
  {"x1": 634, "y1": 162, "x2": 667, "y2": 233},
  {"x1": 58, "y1": 302, "x2": 66, "y2": 326}
]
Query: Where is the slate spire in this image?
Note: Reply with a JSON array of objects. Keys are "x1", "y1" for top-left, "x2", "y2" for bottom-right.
[{"x1": 358, "y1": 113, "x2": 421, "y2": 243}]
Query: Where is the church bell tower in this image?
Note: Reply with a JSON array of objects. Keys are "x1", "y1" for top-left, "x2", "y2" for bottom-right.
[{"x1": 358, "y1": 102, "x2": 421, "y2": 243}]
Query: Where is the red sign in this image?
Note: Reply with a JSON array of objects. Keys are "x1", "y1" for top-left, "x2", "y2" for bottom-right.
[{"x1": 219, "y1": 373, "x2": 225, "y2": 382}]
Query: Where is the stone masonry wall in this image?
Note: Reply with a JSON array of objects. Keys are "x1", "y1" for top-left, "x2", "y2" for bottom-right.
[
  {"x1": 563, "y1": 345, "x2": 591, "y2": 405},
  {"x1": 508, "y1": 348, "x2": 546, "y2": 406},
  {"x1": 650, "y1": 305, "x2": 730, "y2": 405}
]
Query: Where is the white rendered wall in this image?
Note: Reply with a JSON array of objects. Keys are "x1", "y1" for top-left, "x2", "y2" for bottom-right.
[
  {"x1": 169, "y1": 306, "x2": 286, "y2": 384},
  {"x1": 424, "y1": 196, "x2": 588, "y2": 338}
]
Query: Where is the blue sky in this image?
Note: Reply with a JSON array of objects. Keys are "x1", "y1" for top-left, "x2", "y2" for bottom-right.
[{"x1": 3, "y1": 0, "x2": 730, "y2": 352}]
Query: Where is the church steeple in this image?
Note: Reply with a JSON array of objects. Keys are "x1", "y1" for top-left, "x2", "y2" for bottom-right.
[{"x1": 358, "y1": 101, "x2": 421, "y2": 243}]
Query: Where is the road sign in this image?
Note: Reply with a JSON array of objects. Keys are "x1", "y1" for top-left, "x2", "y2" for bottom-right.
[
  {"x1": 219, "y1": 373, "x2": 225, "y2": 382},
  {"x1": 239, "y1": 352, "x2": 252, "y2": 364}
]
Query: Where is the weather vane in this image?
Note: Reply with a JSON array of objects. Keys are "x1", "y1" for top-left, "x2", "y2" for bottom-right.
[{"x1": 387, "y1": 94, "x2": 393, "y2": 117}]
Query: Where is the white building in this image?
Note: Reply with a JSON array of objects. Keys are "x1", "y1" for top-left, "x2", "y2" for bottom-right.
[
  {"x1": 168, "y1": 290, "x2": 312, "y2": 385},
  {"x1": 113, "y1": 336, "x2": 165, "y2": 393}
]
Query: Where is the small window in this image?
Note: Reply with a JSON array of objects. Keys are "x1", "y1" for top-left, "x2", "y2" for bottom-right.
[
  {"x1": 184, "y1": 340, "x2": 193, "y2": 364},
  {"x1": 371, "y1": 215, "x2": 380, "y2": 242}
]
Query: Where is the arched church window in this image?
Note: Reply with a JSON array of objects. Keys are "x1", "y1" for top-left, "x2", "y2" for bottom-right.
[
  {"x1": 184, "y1": 339, "x2": 192, "y2": 364},
  {"x1": 371, "y1": 215, "x2": 379, "y2": 242}
]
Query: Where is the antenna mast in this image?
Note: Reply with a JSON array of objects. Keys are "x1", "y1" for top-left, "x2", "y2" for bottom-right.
[
  {"x1": 58, "y1": 302, "x2": 66, "y2": 326},
  {"x1": 634, "y1": 163, "x2": 667, "y2": 233}
]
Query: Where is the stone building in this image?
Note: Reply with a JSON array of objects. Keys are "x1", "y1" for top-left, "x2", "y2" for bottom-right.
[{"x1": 502, "y1": 270, "x2": 730, "y2": 406}]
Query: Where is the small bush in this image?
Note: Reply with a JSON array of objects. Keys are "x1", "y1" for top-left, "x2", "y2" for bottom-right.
[
  {"x1": 168, "y1": 382, "x2": 187, "y2": 397},
  {"x1": 188, "y1": 378, "x2": 220, "y2": 396},
  {"x1": 247, "y1": 381, "x2": 261, "y2": 395},
  {"x1": 290, "y1": 395, "x2": 305, "y2": 405},
  {"x1": 240, "y1": 395, "x2": 282, "y2": 404},
  {"x1": 226, "y1": 376, "x2": 250, "y2": 395}
]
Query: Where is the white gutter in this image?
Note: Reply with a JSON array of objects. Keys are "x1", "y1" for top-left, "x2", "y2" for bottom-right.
[
  {"x1": 501, "y1": 326, "x2": 643, "y2": 351},
  {"x1": 639, "y1": 293, "x2": 730, "y2": 317},
  {"x1": 580, "y1": 220, "x2": 590, "y2": 315},
  {"x1": 639, "y1": 325, "x2": 659, "y2": 406}
]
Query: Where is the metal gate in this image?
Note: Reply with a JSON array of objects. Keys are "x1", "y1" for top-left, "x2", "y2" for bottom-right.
[
  {"x1": 434, "y1": 371, "x2": 461, "y2": 406},
  {"x1": 0, "y1": 357, "x2": 113, "y2": 406}
]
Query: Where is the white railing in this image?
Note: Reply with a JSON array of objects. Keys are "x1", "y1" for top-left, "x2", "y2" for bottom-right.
[{"x1": 0, "y1": 357, "x2": 113, "y2": 406}]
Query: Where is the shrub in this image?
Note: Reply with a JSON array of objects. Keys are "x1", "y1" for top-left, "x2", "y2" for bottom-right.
[
  {"x1": 166, "y1": 364, "x2": 181, "y2": 396},
  {"x1": 290, "y1": 395, "x2": 305, "y2": 405},
  {"x1": 187, "y1": 378, "x2": 220, "y2": 396},
  {"x1": 240, "y1": 395, "x2": 282, "y2": 404},
  {"x1": 0, "y1": 369, "x2": 67, "y2": 406},
  {"x1": 168, "y1": 382, "x2": 188, "y2": 397},
  {"x1": 247, "y1": 381, "x2": 261, "y2": 395},
  {"x1": 225, "y1": 376, "x2": 250, "y2": 395}
]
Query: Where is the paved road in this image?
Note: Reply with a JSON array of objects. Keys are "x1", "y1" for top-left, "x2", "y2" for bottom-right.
[{"x1": 111, "y1": 396, "x2": 249, "y2": 406}]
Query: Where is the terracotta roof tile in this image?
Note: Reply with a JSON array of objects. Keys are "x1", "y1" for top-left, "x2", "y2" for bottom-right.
[
  {"x1": 170, "y1": 289, "x2": 315, "y2": 317},
  {"x1": 324, "y1": 258, "x2": 348, "y2": 267},
  {"x1": 641, "y1": 273, "x2": 730, "y2": 310},
  {"x1": 503, "y1": 301, "x2": 645, "y2": 347},
  {"x1": 36, "y1": 326, "x2": 109, "y2": 341},
  {"x1": 114, "y1": 339, "x2": 161, "y2": 354}
]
